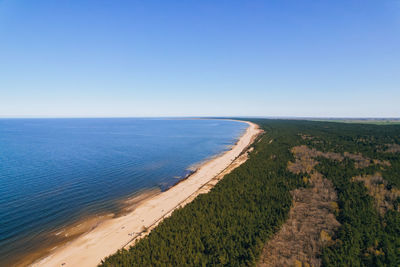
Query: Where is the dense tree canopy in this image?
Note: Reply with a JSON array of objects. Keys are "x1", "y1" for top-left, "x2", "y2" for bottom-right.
[{"x1": 100, "y1": 120, "x2": 400, "y2": 266}]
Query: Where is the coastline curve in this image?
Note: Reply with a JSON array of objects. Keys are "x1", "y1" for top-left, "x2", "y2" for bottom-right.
[{"x1": 30, "y1": 120, "x2": 262, "y2": 267}]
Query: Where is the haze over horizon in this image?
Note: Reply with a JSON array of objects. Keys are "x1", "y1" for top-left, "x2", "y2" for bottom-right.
[{"x1": 1, "y1": 0, "x2": 399, "y2": 118}]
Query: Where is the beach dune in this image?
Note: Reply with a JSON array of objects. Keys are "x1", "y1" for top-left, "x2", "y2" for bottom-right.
[{"x1": 31, "y1": 121, "x2": 261, "y2": 267}]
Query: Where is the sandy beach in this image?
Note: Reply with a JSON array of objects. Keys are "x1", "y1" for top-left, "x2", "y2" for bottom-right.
[{"x1": 30, "y1": 120, "x2": 261, "y2": 267}]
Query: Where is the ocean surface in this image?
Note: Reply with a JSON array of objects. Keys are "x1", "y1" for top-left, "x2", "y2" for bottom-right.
[{"x1": 0, "y1": 118, "x2": 247, "y2": 265}]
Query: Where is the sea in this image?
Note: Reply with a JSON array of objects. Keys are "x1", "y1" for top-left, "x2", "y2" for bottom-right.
[{"x1": 0, "y1": 118, "x2": 247, "y2": 265}]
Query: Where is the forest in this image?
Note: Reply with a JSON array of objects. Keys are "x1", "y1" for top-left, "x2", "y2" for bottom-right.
[{"x1": 100, "y1": 119, "x2": 400, "y2": 266}]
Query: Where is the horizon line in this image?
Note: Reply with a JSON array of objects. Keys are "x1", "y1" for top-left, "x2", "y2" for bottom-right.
[{"x1": 0, "y1": 116, "x2": 399, "y2": 120}]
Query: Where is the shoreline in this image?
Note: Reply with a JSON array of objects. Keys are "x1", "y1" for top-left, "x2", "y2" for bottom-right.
[{"x1": 27, "y1": 120, "x2": 261, "y2": 267}]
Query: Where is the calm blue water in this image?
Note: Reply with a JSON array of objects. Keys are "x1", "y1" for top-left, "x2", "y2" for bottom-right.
[{"x1": 0, "y1": 118, "x2": 247, "y2": 264}]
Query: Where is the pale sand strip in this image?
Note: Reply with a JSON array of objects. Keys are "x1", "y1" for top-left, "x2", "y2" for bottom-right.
[{"x1": 32, "y1": 121, "x2": 261, "y2": 267}]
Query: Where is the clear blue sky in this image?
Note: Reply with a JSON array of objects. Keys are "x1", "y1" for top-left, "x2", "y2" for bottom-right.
[{"x1": 0, "y1": 0, "x2": 399, "y2": 118}]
